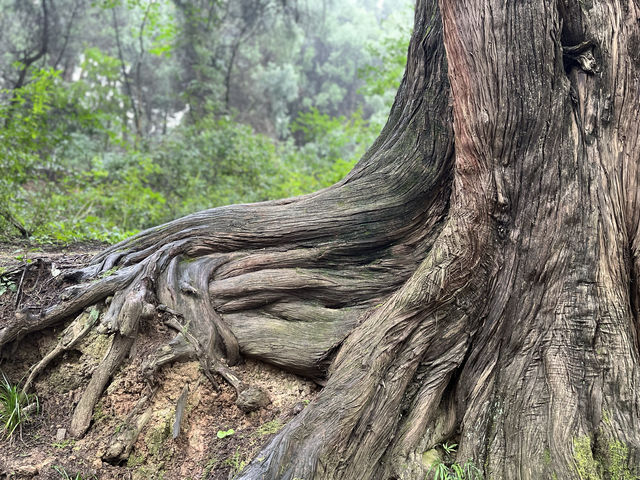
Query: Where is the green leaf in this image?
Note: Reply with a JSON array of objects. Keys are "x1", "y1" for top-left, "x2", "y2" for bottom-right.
[{"x1": 216, "y1": 428, "x2": 235, "y2": 439}]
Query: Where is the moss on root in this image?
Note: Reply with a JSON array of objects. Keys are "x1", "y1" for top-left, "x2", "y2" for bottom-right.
[
  {"x1": 574, "y1": 436, "x2": 601, "y2": 480},
  {"x1": 573, "y1": 435, "x2": 639, "y2": 480}
]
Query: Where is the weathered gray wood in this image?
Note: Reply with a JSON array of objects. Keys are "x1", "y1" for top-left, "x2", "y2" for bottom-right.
[
  {"x1": 69, "y1": 333, "x2": 136, "y2": 438},
  {"x1": 172, "y1": 385, "x2": 189, "y2": 439}
]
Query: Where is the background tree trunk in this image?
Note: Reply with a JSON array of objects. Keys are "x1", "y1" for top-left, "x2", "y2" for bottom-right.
[{"x1": 2, "y1": 0, "x2": 640, "y2": 478}]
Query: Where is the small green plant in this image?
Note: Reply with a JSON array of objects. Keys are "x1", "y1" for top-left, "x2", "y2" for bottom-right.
[
  {"x1": 224, "y1": 447, "x2": 250, "y2": 479},
  {"x1": 0, "y1": 275, "x2": 17, "y2": 297},
  {"x1": 52, "y1": 438, "x2": 75, "y2": 449},
  {"x1": 442, "y1": 442, "x2": 458, "y2": 455},
  {"x1": 52, "y1": 465, "x2": 94, "y2": 479},
  {"x1": 0, "y1": 373, "x2": 39, "y2": 439},
  {"x1": 216, "y1": 428, "x2": 235, "y2": 439},
  {"x1": 427, "y1": 443, "x2": 483, "y2": 480},
  {"x1": 201, "y1": 456, "x2": 218, "y2": 479}
]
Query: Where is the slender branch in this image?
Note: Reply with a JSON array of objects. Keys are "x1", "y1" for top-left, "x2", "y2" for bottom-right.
[
  {"x1": 53, "y1": 0, "x2": 81, "y2": 71},
  {"x1": 13, "y1": 0, "x2": 49, "y2": 91},
  {"x1": 224, "y1": 36, "x2": 243, "y2": 110},
  {"x1": 112, "y1": 7, "x2": 141, "y2": 143},
  {"x1": 0, "y1": 208, "x2": 29, "y2": 239},
  {"x1": 135, "y1": 1, "x2": 152, "y2": 135}
]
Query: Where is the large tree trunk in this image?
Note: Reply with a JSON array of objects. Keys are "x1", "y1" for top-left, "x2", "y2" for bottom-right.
[{"x1": 3, "y1": 0, "x2": 640, "y2": 478}]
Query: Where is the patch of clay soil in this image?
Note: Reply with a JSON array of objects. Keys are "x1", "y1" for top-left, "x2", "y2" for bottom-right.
[{"x1": 0, "y1": 243, "x2": 318, "y2": 480}]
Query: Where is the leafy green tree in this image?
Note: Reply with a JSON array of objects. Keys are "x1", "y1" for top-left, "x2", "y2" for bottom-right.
[{"x1": 0, "y1": 0, "x2": 413, "y2": 243}]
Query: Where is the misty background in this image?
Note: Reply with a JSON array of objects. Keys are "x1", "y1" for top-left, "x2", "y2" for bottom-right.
[{"x1": 0, "y1": 0, "x2": 413, "y2": 242}]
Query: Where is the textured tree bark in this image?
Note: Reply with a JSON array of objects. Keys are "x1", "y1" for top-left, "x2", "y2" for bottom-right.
[
  {"x1": 2, "y1": 0, "x2": 640, "y2": 478},
  {"x1": 437, "y1": 0, "x2": 640, "y2": 478}
]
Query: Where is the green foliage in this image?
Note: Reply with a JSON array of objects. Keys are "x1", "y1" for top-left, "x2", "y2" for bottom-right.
[
  {"x1": 270, "y1": 108, "x2": 373, "y2": 197},
  {"x1": 153, "y1": 115, "x2": 282, "y2": 215},
  {"x1": 202, "y1": 456, "x2": 219, "y2": 479},
  {"x1": 0, "y1": 67, "x2": 60, "y2": 236},
  {"x1": 0, "y1": 373, "x2": 39, "y2": 439},
  {"x1": 0, "y1": 61, "x2": 137, "y2": 241},
  {"x1": 216, "y1": 428, "x2": 235, "y2": 439},
  {"x1": 0, "y1": 63, "x2": 379, "y2": 243},
  {"x1": 358, "y1": 4, "x2": 413, "y2": 129},
  {"x1": 6, "y1": 103, "x2": 376, "y2": 244},
  {"x1": 52, "y1": 438, "x2": 76, "y2": 449},
  {"x1": 427, "y1": 443, "x2": 483, "y2": 480},
  {"x1": 0, "y1": 275, "x2": 17, "y2": 297},
  {"x1": 0, "y1": 0, "x2": 412, "y2": 244},
  {"x1": 224, "y1": 447, "x2": 250, "y2": 479}
]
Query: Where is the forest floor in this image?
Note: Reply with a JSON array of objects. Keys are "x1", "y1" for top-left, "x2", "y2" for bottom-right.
[{"x1": 0, "y1": 242, "x2": 317, "y2": 480}]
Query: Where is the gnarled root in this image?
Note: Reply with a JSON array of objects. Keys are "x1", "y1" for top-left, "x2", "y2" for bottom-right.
[
  {"x1": 103, "y1": 393, "x2": 154, "y2": 462},
  {"x1": 22, "y1": 307, "x2": 100, "y2": 393},
  {"x1": 0, "y1": 0, "x2": 455, "y2": 470},
  {"x1": 69, "y1": 332, "x2": 138, "y2": 438},
  {"x1": 236, "y1": 208, "x2": 493, "y2": 479}
]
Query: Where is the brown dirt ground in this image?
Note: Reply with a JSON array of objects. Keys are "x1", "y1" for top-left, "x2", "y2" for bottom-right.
[{"x1": 0, "y1": 242, "x2": 318, "y2": 480}]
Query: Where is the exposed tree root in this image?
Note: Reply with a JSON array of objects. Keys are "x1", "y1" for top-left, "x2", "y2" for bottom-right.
[
  {"x1": 141, "y1": 330, "x2": 198, "y2": 382},
  {"x1": 22, "y1": 307, "x2": 100, "y2": 393},
  {"x1": 70, "y1": 333, "x2": 137, "y2": 438},
  {"x1": 103, "y1": 392, "x2": 154, "y2": 462},
  {"x1": 172, "y1": 383, "x2": 190, "y2": 439},
  {"x1": 236, "y1": 201, "x2": 496, "y2": 478},
  {"x1": 0, "y1": 0, "x2": 456, "y2": 475}
]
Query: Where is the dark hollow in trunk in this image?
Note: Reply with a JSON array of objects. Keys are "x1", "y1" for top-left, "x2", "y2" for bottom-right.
[{"x1": 2, "y1": 0, "x2": 640, "y2": 478}]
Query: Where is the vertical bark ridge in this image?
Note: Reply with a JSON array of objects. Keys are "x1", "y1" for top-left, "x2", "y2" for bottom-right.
[{"x1": 377, "y1": 336, "x2": 468, "y2": 478}]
